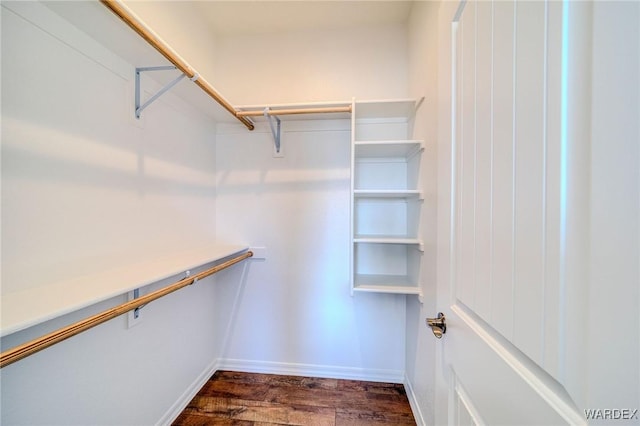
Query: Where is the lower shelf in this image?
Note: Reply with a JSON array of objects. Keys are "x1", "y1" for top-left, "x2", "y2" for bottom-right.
[
  {"x1": 353, "y1": 274, "x2": 422, "y2": 296},
  {"x1": 1, "y1": 244, "x2": 249, "y2": 337}
]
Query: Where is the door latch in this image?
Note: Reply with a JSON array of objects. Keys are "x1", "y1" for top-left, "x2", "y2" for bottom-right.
[{"x1": 426, "y1": 312, "x2": 446, "y2": 339}]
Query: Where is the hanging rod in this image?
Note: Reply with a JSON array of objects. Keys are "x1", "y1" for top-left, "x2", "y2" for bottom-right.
[
  {"x1": 236, "y1": 105, "x2": 353, "y2": 117},
  {"x1": 0, "y1": 250, "x2": 253, "y2": 369},
  {"x1": 99, "y1": 0, "x2": 255, "y2": 131}
]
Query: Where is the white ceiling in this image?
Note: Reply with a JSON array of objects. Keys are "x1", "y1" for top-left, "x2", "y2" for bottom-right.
[{"x1": 194, "y1": 1, "x2": 414, "y2": 36}]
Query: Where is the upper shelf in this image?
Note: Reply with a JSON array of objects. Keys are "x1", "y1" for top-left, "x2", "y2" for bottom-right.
[
  {"x1": 354, "y1": 236, "x2": 423, "y2": 245},
  {"x1": 354, "y1": 99, "x2": 421, "y2": 120},
  {"x1": 18, "y1": 3, "x2": 425, "y2": 128},
  {"x1": 36, "y1": 1, "x2": 246, "y2": 125},
  {"x1": 236, "y1": 101, "x2": 353, "y2": 122}
]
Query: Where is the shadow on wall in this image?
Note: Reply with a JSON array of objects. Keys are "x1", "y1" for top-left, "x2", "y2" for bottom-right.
[
  {"x1": 215, "y1": 260, "x2": 254, "y2": 361},
  {"x1": 2, "y1": 117, "x2": 217, "y2": 198}
]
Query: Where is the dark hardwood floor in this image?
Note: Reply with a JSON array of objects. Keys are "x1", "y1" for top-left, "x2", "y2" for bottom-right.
[{"x1": 173, "y1": 370, "x2": 416, "y2": 425}]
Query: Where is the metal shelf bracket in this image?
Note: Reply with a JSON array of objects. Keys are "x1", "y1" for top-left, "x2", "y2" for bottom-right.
[
  {"x1": 263, "y1": 107, "x2": 282, "y2": 153},
  {"x1": 135, "y1": 66, "x2": 199, "y2": 119},
  {"x1": 132, "y1": 288, "x2": 143, "y2": 319}
]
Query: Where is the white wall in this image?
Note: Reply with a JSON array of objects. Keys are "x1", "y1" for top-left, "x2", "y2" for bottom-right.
[
  {"x1": 0, "y1": 2, "x2": 228, "y2": 424},
  {"x1": 209, "y1": 18, "x2": 411, "y2": 380},
  {"x1": 214, "y1": 25, "x2": 409, "y2": 105},
  {"x1": 404, "y1": 2, "x2": 440, "y2": 425},
  {"x1": 213, "y1": 120, "x2": 407, "y2": 381}
]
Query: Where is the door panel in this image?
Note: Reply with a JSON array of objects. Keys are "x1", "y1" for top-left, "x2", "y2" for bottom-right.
[
  {"x1": 437, "y1": 0, "x2": 588, "y2": 424},
  {"x1": 437, "y1": 0, "x2": 639, "y2": 424},
  {"x1": 447, "y1": 306, "x2": 569, "y2": 425},
  {"x1": 472, "y1": 0, "x2": 493, "y2": 323},
  {"x1": 456, "y1": 0, "x2": 476, "y2": 310},
  {"x1": 512, "y1": 0, "x2": 546, "y2": 365},
  {"x1": 489, "y1": 0, "x2": 515, "y2": 342},
  {"x1": 454, "y1": 0, "x2": 557, "y2": 367}
]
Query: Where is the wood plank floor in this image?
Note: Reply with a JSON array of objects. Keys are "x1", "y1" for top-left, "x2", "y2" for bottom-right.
[{"x1": 173, "y1": 370, "x2": 416, "y2": 425}]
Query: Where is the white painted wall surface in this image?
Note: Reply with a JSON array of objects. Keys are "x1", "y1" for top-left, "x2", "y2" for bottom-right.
[
  {"x1": 214, "y1": 25, "x2": 409, "y2": 105},
  {"x1": 404, "y1": 2, "x2": 440, "y2": 425},
  {"x1": 211, "y1": 14, "x2": 412, "y2": 381},
  {"x1": 0, "y1": 2, "x2": 229, "y2": 424},
  {"x1": 214, "y1": 120, "x2": 407, "y2": 381}
]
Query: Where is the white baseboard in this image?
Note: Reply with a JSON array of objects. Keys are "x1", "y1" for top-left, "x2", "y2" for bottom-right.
[
  {"x1": 156, "y1": 358, "x2": 220, "y2": 425},
  {"x1": 218, "y1": 358, "x2": 405, "y2": 384},
  {"x1": 404, "y1": 375, "x2": 426, "y2": 426}
]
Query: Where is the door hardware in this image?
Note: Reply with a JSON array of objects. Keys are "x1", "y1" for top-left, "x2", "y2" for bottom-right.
[{"x1": 426, "y1": 312, "x2": 446, "y2": 339}]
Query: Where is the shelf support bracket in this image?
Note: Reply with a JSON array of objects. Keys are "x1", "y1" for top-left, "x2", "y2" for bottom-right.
[
  {"x1": 263, "y1": 107, "x2": 282, "y2": 153},
  {"x1": 135, "y1": 66, "x2": 198, "y2": 119},
  {"x1": 132, "y1": 288, "x2": 143, "y2": 319}
]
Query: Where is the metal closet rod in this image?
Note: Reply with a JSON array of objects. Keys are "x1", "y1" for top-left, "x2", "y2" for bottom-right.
[
  {"x1": 0, "y1": 250, "x2": 253, "y2": 369},
  {"x1": 99, "y1": 0, "x2": 255, "y2": 131},
  {"x1": 237, "y1": 105, "x2": 353, "y2": 117}
]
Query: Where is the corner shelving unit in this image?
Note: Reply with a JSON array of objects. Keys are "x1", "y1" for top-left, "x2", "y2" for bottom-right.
[{"x1": 350, "y1": 99, "x2": 424, "y2": 299}]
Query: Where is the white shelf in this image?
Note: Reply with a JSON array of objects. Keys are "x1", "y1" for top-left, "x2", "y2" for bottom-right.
[
  {"x1": 350, "y1": 99, "x2": 424, "y2": 299},
  {"x1": 354, "y1": 236, "x2": 423, "y2": 245},
  {"x1": 355, "y1": 99, "x2": 419, "y2": 120},
  {"x1": 236, "y1": 101, "x2": 352, "y2": 122},
  {"x1": 31, "y1": 1, "x2": 237, "y2": 122},
  {"x1": 1, "y1": 244, "x2": 249, "y2": 336},
  {"x1": 354, "y1": 189, "x2": 423, "y2": 199},
  {"x1": 353, "y1": 274, "x2": 421, "y2": 295},
  {"x1": 354, "y1": 140, "x2": 424, "y2": 158}
]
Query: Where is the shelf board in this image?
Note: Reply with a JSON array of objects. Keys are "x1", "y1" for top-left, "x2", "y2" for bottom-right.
[
  {"x1": 36, "y1": 1, "x2": 237, "y2": 123},
  {"x1": 354, "y1": 140, "x2": 424, "y2": 158},
  {"x1": 236, "y1": 101, "x2": 352, "y2": 122},
  {"x1": 353, "y1": 274, "x2": 422, "y2": 295},
  {"x1": 354, "y1": 99, "x2": 419, "y2": 120},
  {"x1": 354, "y1": 236, "x2": 423, "y2": 245},
  {"x1": 353, "y1": 189, "x2": 423, "y2": 199},
  {"x1": 1, "y1": 244, "x2": 249, "y2": 337}
]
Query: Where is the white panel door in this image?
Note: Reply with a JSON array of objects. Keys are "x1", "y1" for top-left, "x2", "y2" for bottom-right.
[{"x1": 434, "y1": 1, "x2": 639, "y2": 425}]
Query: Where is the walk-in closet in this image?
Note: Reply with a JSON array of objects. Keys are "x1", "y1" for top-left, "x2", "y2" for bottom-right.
[{"x1": 2, "y1": 1, "x2": 638, "y2": 425}]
